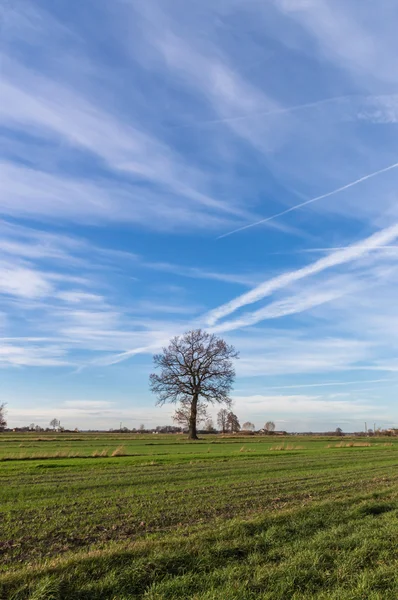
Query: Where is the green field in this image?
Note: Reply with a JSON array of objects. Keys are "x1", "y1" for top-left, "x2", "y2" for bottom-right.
[{"x1": 1, "y1": 433, "x2": 397, "y2": 599}]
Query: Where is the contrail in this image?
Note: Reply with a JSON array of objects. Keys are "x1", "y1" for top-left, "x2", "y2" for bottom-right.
[
  {"x1": 288, "y1": 245, "x2": 398, "y2": 254},
  {"x1": 172, "y1": 95, "x2": 351, "y2": 129},
  {"x1": 218, "y1": 161, "x2": 398, "y2": 239},
  {"x1": 207, "y1": 222, "x2": 398, "y2": 326},
  {"x1": 265, "y1": 378, "x2": 394, "y2": 390}
]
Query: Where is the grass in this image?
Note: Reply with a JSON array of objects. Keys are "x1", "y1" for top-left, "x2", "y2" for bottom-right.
[{"x1": 0, "y1": 433, "x2": 397, "y2": 599}]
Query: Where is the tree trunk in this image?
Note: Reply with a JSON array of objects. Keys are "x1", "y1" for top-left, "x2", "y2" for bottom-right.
[{"x1": 188, "y1": 394, "x2": 199, "y2": 440}]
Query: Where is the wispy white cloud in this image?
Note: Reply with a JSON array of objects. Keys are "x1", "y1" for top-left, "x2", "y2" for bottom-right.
[
  {"x1": 173, "y1": 95, "x2": 353, "y2": 129},
  {"x1": 140, "y1": 19, "x2": 281, "y2": 151},
  {"x1": 212, "y1": 274, "x2": 357, "y2": 332},
  {"x1": 0, "y1": 222, "x2": 198, "y2": 366},
  {"x1": 263, "y1": 378, "x2": 395, "y2": 390},
  {"x1": 0, "y1": 161, "x2": 240, "y2": 232},
  {"x1": 291, "y1": 245, "x2": 398, "y2": 255},
  {"x1": 0, "y1": 51, "x2": 256, "y2": 231},
  {"x1": 232, "y1": 393, "x2": 380, "y2": 416},
  {"x1": 0, "y1": 261, "x2": 53, "y2": 299},
  {"x1": 206, "y1": 223, "x2": 398, "y2": 326},
  {"x1": 272, "y1": 0, "x2": 398, "y2": 85},
  {"x1": 357, "y1": 94, "x2": 398, "y2": 124},
  {"x1": 56, "y1": 292, "x2": 104, "y2": 305},
  {"x1": 63, "y1": 400, "x2": 114, "y2": 409},
  {"x1": 0, "y1": 342, "x2": 71, "y2": 368},
  {"x1": 92, "y1": 342, "x2": 169, "y2": 368},
  {"x1": 234, "y1": 335, "x2": 373, "y2": 377},
  {"x1": 218, "y1": 161, "x2": 398, "y2": 238},
  {"x1": 143, "y1": 261, "x2": 261, "y2": 287},
  {"x1": 0, "y1": 219, "x2": 268, "y2": 288}
]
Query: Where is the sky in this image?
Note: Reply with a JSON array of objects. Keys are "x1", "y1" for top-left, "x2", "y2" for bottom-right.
[{"x1": 1, "y1": 0, "x2": 397, "y2": 432}]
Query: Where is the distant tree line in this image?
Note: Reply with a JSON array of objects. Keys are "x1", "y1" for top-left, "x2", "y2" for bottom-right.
[
  {"x1": 0, "y1": 401, "x2": 283, "y2": 437},
  {"x1": 4, "y1": 418, "x2": 397, "y2": 438},
  {"x1": 217, "y1": 408, "x2": 241, "y2": 433}
]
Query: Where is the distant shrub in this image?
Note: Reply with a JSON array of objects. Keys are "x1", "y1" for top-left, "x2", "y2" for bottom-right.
[
  {"x1": 111, "y1": 446, "x2": 126, "y2": 457},
  {"x1": 330, "y1": 442, "x2": 371, "y2": 448},
  {"x1": 270, "y1": 443, "x2": 303, "y2": 451}
]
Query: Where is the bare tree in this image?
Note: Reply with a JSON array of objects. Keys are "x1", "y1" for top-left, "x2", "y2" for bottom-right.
[
  {"x1": 150, "y1": 329, "x2": 238, "y2": 440},
  {"x1": 335, "y1": 427, "x2": 343, "y2": 436},
  {"x1": 227, "y1": 412, "x2": 241, "y2": 433},
  {"x1": 50, "y1": 418, "x2": 60, "y2": 431},
  {"x1": 204, "y1": 418, "x2": 215, "y2": 432},
  {"x1": 264, "y1": 421, "x2": 275, "y2": 434},
  {"x1": 173, "y1": 399, "x2": 209, "y2": 429},
  {"x1": 0, "y1": 403, "x2": 7, "y2": 431},
  {"x1": 217, "y1": 408, "x2": 229, "y2": 433},
  {"x1": 242, "y1": 421, "x2": 255, "y2": 432}
]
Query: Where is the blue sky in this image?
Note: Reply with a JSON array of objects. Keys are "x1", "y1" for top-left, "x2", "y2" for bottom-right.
[{"x1": 1, "y1": 0, "x2": 397, "y2": 432}]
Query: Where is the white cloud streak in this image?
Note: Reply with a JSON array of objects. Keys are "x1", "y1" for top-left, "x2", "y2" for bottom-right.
[
  {"x1": 231, "y1": 393, "x2": 380, "y2": 416},
  {"x1": 265, "y1": 378, "x2": 394, "y2": 390},
  {"x1": 173, "y1": 94, "x2": 352, "y2": 129},
  {"x1": 0, "y1": 161, "x2": 239, "y2": 232},
  {"x1": 0, "y1": 55, "x2": 256, "y2": 231},
  {"x1": 206, "y1": 223, "x2": 398, "y2": 326},
  {"x1": 0, "y1": 262, "x2": 53, "y2": 298},
  {"x1": 0, "y1": 342, "x2": 71, "y2": 367},
  {"x1": 272, "y1": 0, "x2": 398, "y2": 86},
  {"x1": 218, "y1": 160, "x2": 398, "y2": 238},
  {"x1": 235, "y1": 336, "x2": 373, "y2": 377},
  {"x1": 143, "y1": 261, "x2": 260, "y2": 287},
  {"x1": 211, "y1": 284, "x2": 348, "y2": 333}
]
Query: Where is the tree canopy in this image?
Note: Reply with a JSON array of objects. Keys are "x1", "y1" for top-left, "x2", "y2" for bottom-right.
[
  {"x1": 242, "y1": 421, "x2": 255, "y2": 432},
  {"x1": 0, "y1": 403, "x2": 7, "y2": 431},
  {"x1": 217, "y1": 408, "x2": 229, "y2": 433},
  {"x1": 264, "y1": 421, "x2": 275, "y2": 434},
  {"x1": 150, "y1": 329, "x2": 238, "y2": 439},
  {"x1": 226, "y1": 412, "x2": 240, "y2": 433}
]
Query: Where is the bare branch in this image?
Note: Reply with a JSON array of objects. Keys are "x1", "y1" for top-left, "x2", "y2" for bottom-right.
[{"x1": 172, "y1": 400, "x2": 209, "y2": 428}]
